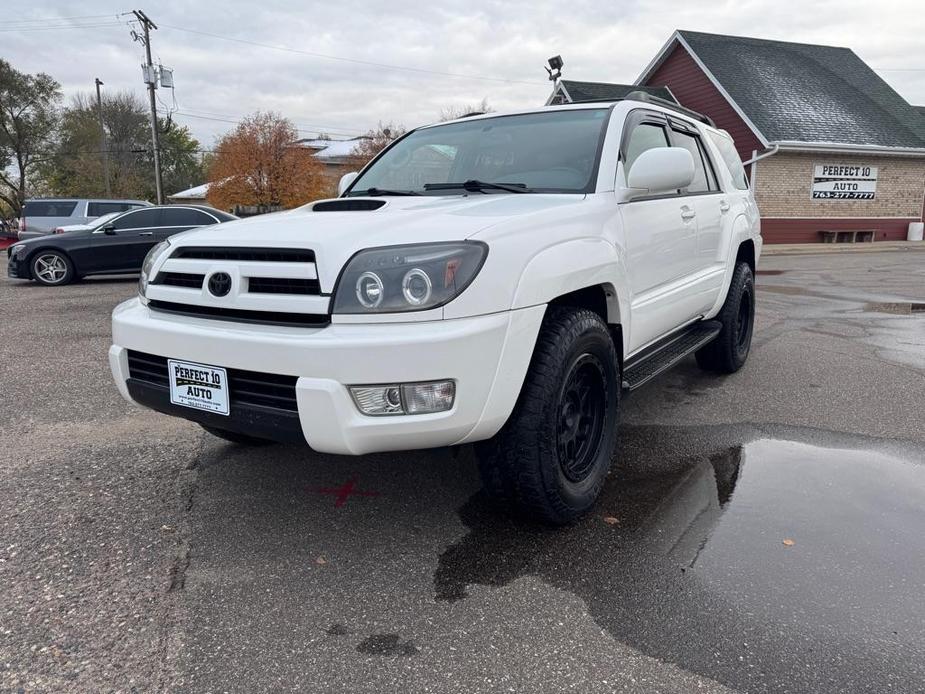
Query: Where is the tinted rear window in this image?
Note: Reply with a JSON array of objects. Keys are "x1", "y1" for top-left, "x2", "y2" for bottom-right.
[
  {"x1": 88, "y1": 201, "x2": 141, "y2": 216},
  {"x1": 161, "y1": 208, "x2": 216, "y2": 226},
  {"x1": 24, "y1": 201, "x2": 78, "y2": 217}
]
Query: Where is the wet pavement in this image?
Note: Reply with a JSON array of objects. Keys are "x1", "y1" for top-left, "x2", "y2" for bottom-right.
[
  {"x1": 2, "y1": 247, "x2": 925, "y2": 693},
  {"x1": 438, "y1": 426, "x2": 925, "y2": 692}
]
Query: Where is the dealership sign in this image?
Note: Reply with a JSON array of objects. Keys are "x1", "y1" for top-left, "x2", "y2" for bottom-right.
[{"x1": 812, "y1": 164, "x2": 877, "y2": 200}]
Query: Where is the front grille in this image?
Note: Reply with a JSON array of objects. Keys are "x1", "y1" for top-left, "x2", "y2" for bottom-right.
[
  {"x1": 153, "y1": 271, "x2": 204, "y2": 289},
  {"x1": 148, "y1": 299, "x2": 329, "y2": 327},
  {"x1": 127, "y1": 350, "x2": 299, "y2": 412},
  {"x1": 171, "y1": 247, "x2": 315, "y2": 263},
  {"x1": 248, "y1": 277, "x2": 321, "y2": 295}
]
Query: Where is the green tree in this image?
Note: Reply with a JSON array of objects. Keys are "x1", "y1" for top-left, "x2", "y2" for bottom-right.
[
  {"x1": 156, "y1": 121, "x2": 207, "y2": 198},
  {"x1": 41, "y1": 91, "x2": 204, "y2": 201},
  {"x1": 0, "y1": 59, "x2": 61, "y2": 217}
]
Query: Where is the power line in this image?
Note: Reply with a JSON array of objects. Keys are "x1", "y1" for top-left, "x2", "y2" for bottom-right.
[
  {"x1": 159, "y1": 24, "x2": 545, "y2": 86},
  {"x1": 1, "y1": 13, "x2": 122, "y2": 25},
  {"x1": 167, "y1": 109, "x2": 366, "y2": 137},
  {"x1": 0, "y1": 22, "x2": 126, "y2": 33}
]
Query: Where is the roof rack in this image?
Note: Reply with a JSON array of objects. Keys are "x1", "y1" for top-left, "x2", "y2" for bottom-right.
[
  {"x1": 621, "y1": 91, "x2": 716, "y2": 127},
  {"x1": 565, "y1": 91, "x2": 716, "y2": 128}
]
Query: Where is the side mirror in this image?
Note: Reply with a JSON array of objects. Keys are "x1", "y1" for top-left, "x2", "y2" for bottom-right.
[
  {"x1": 103, "y1": 225, "x2": 116, "y2": 235},
  {"x1": 338, "y1": 171, "x2": 359, "y2": 196},
  {"x1": 625, "y1": 147, "x2": 695, "y2": 198}
]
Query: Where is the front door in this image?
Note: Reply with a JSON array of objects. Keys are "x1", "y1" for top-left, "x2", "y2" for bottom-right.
[
  {"x1": 618, "y1": 113, "x2": 699, "y2": 352},
  {"x1": 87, "y1": 208, "x2": 164, "y2": 273}
]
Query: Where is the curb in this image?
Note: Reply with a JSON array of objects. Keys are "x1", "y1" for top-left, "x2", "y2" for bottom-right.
[{"x1": 763, "y1": 241, "x2": 925, "y2": 256}]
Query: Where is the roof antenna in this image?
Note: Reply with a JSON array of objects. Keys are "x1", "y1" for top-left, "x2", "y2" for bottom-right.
[{"x1": 545, "y1": 55, "x2": 563, "y2": 82}]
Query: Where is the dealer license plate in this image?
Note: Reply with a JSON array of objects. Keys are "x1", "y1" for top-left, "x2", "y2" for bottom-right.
[{"x1": 168, "y1": 359, "x2": 230, "y2": 416}]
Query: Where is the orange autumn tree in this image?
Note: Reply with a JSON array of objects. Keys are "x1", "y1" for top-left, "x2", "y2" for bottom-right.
[{"x1": 207, "y1": 112, "x2": 325, "y2": 211}]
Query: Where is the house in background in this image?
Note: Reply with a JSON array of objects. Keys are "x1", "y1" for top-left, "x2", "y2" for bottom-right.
[
  {"x1": 635, "y1": 30, "x2": 925, "y2": 243},
  {"x1": 294, "y1": 136, "x2": 370, "y2": 188},
  {"x1": 546, "y1": 81, "x2": 677, "y2": 105},
  {"x1": 167, "y1": 182, "x2": 210, "y2": 205}
]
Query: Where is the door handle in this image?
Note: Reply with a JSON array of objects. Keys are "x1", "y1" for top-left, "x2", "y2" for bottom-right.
[
  {"x1": 719, "y1": 200, "x2": 731, "y2": 213},
  {"x1": 139, "y1": 231, "x2": 154, "y2": 236},
  {"x1": 680, "y1": 206, "x2": 696, "y2": 221}
]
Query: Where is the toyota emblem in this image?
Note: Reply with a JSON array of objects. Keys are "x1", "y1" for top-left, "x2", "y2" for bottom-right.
[{"x1": 208, "y1": 272, "x2": 232, "y2": 297}]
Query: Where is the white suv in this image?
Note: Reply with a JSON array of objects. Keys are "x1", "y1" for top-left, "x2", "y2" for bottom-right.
[{"x1": 110, "y1": 95, "x2": 760, "y2": 524}]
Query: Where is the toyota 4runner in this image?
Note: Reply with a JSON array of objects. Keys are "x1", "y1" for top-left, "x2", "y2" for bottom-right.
[{"x1": 109, "y1": 94, "x2": 760, "y2": 524}]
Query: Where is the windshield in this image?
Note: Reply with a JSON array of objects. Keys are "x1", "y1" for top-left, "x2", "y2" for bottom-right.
[{"x1": 348, "y1": 108, "x2": 610, "y2": 195}]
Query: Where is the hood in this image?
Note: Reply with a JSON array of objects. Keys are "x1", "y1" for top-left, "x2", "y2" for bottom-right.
[{"x1": 167, "y1": 194, "x2": 586, "y2": 290}]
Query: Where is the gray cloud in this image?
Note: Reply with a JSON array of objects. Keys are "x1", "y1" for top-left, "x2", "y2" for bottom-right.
[{"x1": 5, "y1": 0, "x2": 925, "y2": 150}]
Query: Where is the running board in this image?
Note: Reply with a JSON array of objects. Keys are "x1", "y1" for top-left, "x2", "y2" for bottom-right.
[{"x1": 622, "y1": 321, "x2": 722, "y2": 390}]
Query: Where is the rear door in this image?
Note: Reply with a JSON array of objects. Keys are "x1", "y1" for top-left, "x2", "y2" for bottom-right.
[
  {"x1": 667, "y1": 121, "x2": 724, "y2": 274},
  {"x1": 87, "y1": 208, "x2": 164, "y2": 272},
  {"x1": 618, "y1": 111, "x2": 700, "y2": 351}
]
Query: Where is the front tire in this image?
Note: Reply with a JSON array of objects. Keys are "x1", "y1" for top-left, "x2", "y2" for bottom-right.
[
  {"x1": 476, "y1": 307, "x2": 619, "y2": 525},
  {"x1": 696, "y1": 261, "x2": 755, "y2": 373},
  {"x1": 30, "y1": 250, "x2": 75, "y2": 286}
]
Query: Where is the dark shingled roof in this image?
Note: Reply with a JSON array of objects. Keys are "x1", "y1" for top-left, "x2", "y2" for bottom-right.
[
  {"x1": 558, "y1": 81, "x2": 676, "y2": 104},
  {"x1": 675, "y1": 30, "x2": 925, "y2": 149}
]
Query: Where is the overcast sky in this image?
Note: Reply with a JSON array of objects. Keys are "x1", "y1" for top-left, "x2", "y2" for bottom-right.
[{"x1": 5, "y1": 0, "x2": 925, "y2": 151}]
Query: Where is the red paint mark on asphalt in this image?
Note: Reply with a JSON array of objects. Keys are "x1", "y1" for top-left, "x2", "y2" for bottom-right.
[{"x1": 312, "y1": 477, "x2": 380, "y2": 508}]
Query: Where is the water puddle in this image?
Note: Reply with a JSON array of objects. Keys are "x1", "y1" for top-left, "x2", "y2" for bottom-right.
[{"x1": 436, "y1": 428, "x2": 925, "y2": 691}]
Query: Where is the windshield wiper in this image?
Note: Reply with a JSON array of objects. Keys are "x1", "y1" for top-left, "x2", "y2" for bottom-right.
[
  {"x1": 424, "y1": 179, "x2": 532, "y2": 194},
  {"x1": 350, "y1": 187, "x2": 421, "y2": 197}
]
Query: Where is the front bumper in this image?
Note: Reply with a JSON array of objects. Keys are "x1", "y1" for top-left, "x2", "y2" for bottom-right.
[
  {"x1": 7, "y1": 251, "x2": 26, "y2": 279},
  {"x1": 110, "y1": 298, "x2": 544, "y2": 455}
]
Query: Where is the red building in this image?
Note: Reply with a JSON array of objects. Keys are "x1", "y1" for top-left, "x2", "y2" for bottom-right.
[{"x1": 549, "y1": 31, "x2": 925, "y2": 244}]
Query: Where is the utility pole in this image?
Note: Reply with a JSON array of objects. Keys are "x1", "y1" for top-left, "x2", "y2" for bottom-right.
[
  {"x1": 94, "y1": 78, "x2": 112, "y2": 197},
  {"x1": 133, "y1": 10, "x2": 163, "y2": 204}
]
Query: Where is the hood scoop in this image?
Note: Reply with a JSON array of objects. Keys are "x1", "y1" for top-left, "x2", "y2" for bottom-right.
[{"x1": 312, "y1": 199, "x2": 386, "y2": 212}]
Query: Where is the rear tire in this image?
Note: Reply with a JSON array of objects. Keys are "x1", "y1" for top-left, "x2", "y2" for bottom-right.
[
  {"x1": 696, "y1": 261, "x2": 755, "y2": 374},
  {"x1": 30, "y1": 250, "x2": 75, "y2": 286},
  {"x1": 200, "y1": 424, "x2": 273, "y2": 446},
  {"x1": 476, "y1": 307, "x2": 619, "y2": 525}
]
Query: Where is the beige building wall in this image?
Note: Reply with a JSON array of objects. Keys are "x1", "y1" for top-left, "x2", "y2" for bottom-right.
[{"x1": 754, "y1": 151, "x2": 925, "y2": 218}]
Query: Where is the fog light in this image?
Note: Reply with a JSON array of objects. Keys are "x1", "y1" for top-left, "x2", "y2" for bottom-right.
[
  {"x1": 401, "y1": 381, "x2": 455, "y2": 414},
  {"x1": 348, "y1": 380, "x2": 455, "y2": 416},
  {"x1": 349, "y1": 385, "x2": 403, "y2": 415}
]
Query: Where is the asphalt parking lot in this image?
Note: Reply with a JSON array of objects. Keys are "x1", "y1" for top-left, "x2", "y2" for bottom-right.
[{"x1": 2, "y1": 248, "x2": 925, "y2": 693}]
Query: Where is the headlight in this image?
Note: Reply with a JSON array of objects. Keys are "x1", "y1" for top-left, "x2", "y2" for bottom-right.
[
  {"x1": 332, "y1": 242, "x2": 487, "y2": 314},
  {"x1": 138, "y1": 240, "x2": 171, "y2": 298},
  {"x1": 10, "y1": 244, "x2": 27, "y2": 259}
]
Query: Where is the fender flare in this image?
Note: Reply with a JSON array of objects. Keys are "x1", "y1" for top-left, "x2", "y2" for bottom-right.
[
  {"x1": 510, "y1": 237, "x2": 631, "y2": 357},
  {"x1": 706, "y1": 214, "x2": 753, "y2": 317}
]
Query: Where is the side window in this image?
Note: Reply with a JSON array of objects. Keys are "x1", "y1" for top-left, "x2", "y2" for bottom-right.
[
  {"x1": 112, "y1": 208, "x2": 161, "y2": 230},
  {"x1": 708, "y1": 131, "x2": 749, "y2": 190},
  {"x1": 670, "y1": 129, "x2": 716, "y2": 193},
  {"x1": 88, "y1": 202, "x2": 135, "y2": 216},
  {"x1": 624, "y1": 122, "x2": 670, "y2": 175},
  {"x1": 161, "y1": 208, "x2": 216, "y2": 227}
]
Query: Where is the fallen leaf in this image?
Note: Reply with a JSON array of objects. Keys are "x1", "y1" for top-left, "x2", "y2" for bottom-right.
[
  {"x1": 603, "y1": 516, "x2": 620, "y2": 526},
  {"x1": 782, "y1": 539, "x2": 795, "y2": 547},
  {"x1": 315, "y1": 556, "x2": 327, "y2": 565},
  {"x1": 160, "y1": 525, "x2": 174, "y2": 533}
]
